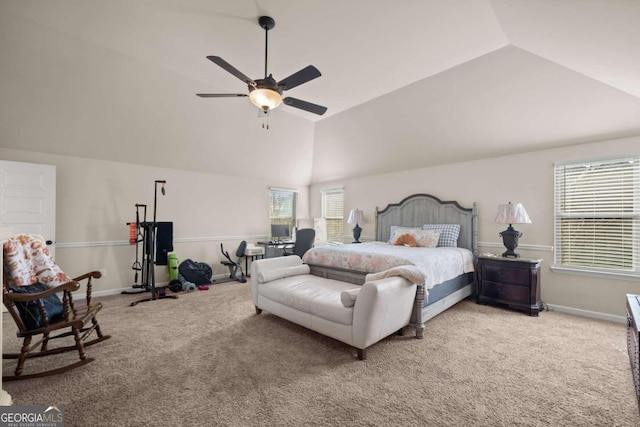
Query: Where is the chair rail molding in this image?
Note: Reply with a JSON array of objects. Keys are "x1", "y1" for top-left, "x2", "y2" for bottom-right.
[
  {"x1": 478, "y1": 241, "x2": 554, "y2": 252},
  {"x1": 56, "y1": 235, "x2": 270, "y2": 249}
]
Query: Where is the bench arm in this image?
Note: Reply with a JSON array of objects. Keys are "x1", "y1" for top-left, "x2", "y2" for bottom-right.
[
  {"x1": 250, "y1": 256, "x2": 303, "y2": 306},
  {"x1": 352, "y1": 277, "x2": 417, "y2": 349}
]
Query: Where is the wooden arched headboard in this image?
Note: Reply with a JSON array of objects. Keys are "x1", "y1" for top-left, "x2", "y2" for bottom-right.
[{"x1": 375, "y1": 194, "x2": 478, "y2": 259}]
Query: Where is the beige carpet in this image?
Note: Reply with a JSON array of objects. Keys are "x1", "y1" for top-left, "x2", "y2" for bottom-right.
[{"x1": 3, "y1": 282, "x2": 638, "y2": 426}]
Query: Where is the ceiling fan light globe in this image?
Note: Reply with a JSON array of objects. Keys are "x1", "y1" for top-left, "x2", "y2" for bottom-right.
[{"x1": 249, "y1": 88, "x2": 282, "y2": 110}]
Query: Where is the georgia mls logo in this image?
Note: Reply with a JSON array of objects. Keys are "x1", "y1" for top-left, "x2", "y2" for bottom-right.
[
  {"x1": 0, "y1": 404, "x2": 64, "y2": 427},
  {"x1": 44, "y1": 405, "x2": 63, "y2": 416}
]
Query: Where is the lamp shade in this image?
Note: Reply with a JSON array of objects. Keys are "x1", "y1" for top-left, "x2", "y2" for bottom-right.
[
  {"x1": 347, "y1": 209, "x2": 364, "y2": 224},
  {"x1": 493, "y1": 202, "x2": 532, "y2": 225},
  {"x1": 249, "y1": 88, "x2": 282, "y2": 110}
]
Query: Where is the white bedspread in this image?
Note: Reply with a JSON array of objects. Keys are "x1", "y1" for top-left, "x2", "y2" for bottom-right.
[{"x1": 302, "y1": 242, "x2": 474, "y2": 290}]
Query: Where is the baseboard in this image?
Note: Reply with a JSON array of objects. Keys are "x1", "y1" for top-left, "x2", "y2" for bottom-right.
[
  {"x1": 546, "y1": 303, "x2": 626, "y2": 324},
  {"x1": 89, "y1": 273, "x2": 231, "y2": 299}
]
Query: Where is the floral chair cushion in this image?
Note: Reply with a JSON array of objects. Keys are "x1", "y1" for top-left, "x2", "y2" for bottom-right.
[{"x1": 3, "y1": 234, "x2": 71, "y2": 289}]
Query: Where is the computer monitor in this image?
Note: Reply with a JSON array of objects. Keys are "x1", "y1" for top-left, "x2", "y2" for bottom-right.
[{"x1": 271, "y1": 224, "x2": 290, "y2": 241}]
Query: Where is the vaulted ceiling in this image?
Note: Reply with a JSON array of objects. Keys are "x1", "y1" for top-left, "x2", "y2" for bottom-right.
[{"x1": 1, "y1": 0, "x2": 639, "y2": 184}]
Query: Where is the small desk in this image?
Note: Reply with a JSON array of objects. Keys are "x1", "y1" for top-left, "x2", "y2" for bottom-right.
[
  {"x1": 257, "y1": 240, "x2": 294, "y2": 258},
  {"x1": 244, "y1": 252, "x2": 265, "y2": 275}
]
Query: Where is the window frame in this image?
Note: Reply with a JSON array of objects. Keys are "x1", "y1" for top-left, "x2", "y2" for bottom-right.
[
  {"x1": 268, "y1": 187, "x2": 297, "y2": 240},
  {"x1": 552, "y1": 156, "x2": 640, "y2": 280},
  {"x1": 321, "y1": 188, "x2": 345, "y2": 244}
]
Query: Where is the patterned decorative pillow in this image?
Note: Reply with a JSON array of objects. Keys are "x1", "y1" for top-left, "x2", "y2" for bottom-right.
[
  {"x1": 411, "y1": 229, "x2": 441, "y2": 248},
  {"x1": 3, "y1": 234, "x2": 72, "y2": 289},
  {"x1": 422, "y1": 224, "x2": 461, "y2": 247},
  {"x1": 392, "y1": 233, "x2": 418, "y2": 247},
  {"x1": 388, "y1": 226, "x2": 422, "y2": 243}
]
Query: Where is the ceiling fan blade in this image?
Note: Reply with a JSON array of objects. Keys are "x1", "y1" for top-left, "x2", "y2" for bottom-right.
[
  {"x1": 278, "y1": 65, "x2": 321, "y2": 91},
  {"x1": 207, "y1": 56, "x2": 255, "y2": 86},
  {"x1": 196, "y1": 93, "x2": 248, "y2": 98},
  {"x1": 283, "y1": 97, "x2": 327, "y2": 115}
]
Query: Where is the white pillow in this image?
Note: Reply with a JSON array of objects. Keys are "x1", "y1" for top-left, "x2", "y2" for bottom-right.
[
  {"x1": 340, "y1": 288, "x2": 361, "y2": 307},
  {"x1": 258, "y1": 264, "x2": 310, "y2": 284}
]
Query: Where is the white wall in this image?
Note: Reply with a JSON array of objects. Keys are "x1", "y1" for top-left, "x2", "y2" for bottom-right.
[
  {"x1": 0, "y1": 8, "x2": 315, "y2": 294},
  {"x1": 0, "y1": 9, "x2": 316, "y2": 186},
  {"x1": 310, "y1": 135, "x2": 640, "y2": 319},
  {"x1": 0, "y1": 147, "x2": 309, "y2": 294}
]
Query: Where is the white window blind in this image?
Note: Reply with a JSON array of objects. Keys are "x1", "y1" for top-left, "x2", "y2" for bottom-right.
[
  {"x1": 554, "y1": 156, "x2": 640, "y2": 275},
  {"x1": 321, "y1": 189, "x2": 344, "y2": 244},
  {"x1": 269, "y1": 189, "x2": 296, "y2": 237}
]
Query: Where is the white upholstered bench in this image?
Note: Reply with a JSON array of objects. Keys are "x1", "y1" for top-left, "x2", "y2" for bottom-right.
[{"x1": 251, "y1": 255, "x2": 417, "y2": 360}]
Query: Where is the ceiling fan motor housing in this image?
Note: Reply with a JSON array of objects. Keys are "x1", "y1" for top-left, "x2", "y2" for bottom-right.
[
  {"x1": 250, "y1": 75, "x2": 280, "y2": 93},
  {"x1": 258, "y1": 16, "x2": 275, "y2": 31}
]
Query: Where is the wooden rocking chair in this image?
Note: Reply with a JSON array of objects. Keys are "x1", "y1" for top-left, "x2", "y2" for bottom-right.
[{"x1": 2, "y1": 234, "x2": 111, "y2": 381}]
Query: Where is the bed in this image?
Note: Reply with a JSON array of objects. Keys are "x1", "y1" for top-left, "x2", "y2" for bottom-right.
[{"x1": 302, "y1": 193, "x2": 478, "y2": 338}]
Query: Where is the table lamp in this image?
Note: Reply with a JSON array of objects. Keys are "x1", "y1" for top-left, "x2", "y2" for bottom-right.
[
  {"x1": 493, "y1": 202, "x2": 532, "y2": 258},
  {"x1": 347, "y1": 209, "x2": 364, "y2": 243}
]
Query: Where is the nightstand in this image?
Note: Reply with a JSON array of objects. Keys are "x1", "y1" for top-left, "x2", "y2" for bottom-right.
[{"x1": 476, "y1": 255, "x2": 542, "y2": 316}]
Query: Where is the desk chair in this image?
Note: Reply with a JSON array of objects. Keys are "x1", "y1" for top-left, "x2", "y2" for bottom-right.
[{"x1": 282, "y1": 228, "x2": 316, "y2": 258}]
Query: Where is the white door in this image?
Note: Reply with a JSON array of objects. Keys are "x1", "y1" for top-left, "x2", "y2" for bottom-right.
[{"x1": 0, "y1": 160, "x2": 56, "y2": 258}]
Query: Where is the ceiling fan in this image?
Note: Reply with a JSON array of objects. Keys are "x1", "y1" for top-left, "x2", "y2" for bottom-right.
[{"x1": 197, "y1": 16, "x2": 327, "y2": 118}]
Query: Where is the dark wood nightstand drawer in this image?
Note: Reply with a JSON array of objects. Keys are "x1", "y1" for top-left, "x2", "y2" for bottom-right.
[
  {"x1": 481, "y1": 264, "x2": 530, "y2": 286},
  {"x1": 481, "y1": 281, "x2": 530, "y2": 304},
  {"x1": 476, "y1": 256, "x2": 542, "y2": 316}
]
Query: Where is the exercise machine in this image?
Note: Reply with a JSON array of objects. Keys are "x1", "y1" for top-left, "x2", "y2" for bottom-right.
[
  {"x1": 122, "y1": 204, "x2": 148, "y2": 294},
  {"x1": 130, "y1": 180, "x2": 179, "y2": 306},
  {"x1": 220, "y1": 241, "x2": 247, "y2": 283}
]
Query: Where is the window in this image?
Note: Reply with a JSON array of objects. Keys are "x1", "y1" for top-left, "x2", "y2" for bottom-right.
[
  {"x1": 321, "y1": 188, "x2": 344, "y2": 244},
  {"x1": 269, "y1": 188, "x2": 296, "y2": 239},
  {"x1": 554, "y1": 156, "x2": 640, "y2": 277}
]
